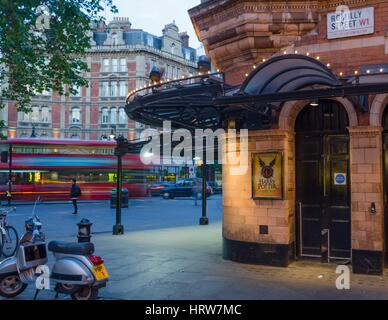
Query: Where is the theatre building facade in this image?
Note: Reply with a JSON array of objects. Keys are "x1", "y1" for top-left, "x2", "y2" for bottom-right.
[{"x1": 188, "y1": 0, "x2": 388, "y2": 275}]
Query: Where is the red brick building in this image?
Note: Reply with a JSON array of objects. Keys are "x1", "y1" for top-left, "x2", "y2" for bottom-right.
[
  {"x1": 189, "y1": 0, "x2": 388, "y2": 274},
  {"x1": 2, "y1": 17, "x2": 197, "y2": 141}
]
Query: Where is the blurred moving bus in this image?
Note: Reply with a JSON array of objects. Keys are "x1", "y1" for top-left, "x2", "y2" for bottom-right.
[{"x1": 0, "y1": 139, "x2": 149, "y2": 202}]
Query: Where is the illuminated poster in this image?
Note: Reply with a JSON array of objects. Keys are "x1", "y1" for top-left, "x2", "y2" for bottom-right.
[{"x1": 252, "y1": 152, "x2": 283, "y2": 199}]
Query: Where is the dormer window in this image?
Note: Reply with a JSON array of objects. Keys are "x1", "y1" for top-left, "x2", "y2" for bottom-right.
[
  {"x1": 171, "y1": 43, "x2": 176, "y2": 55},
  {"x1": 147, "y1": 34, "x2": 153, "y2": 47},
  {"x1": 112, "y1": 33, "x2": 118, "y2": 46}
]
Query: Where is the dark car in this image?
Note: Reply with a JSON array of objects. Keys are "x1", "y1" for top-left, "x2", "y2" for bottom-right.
[
  {"x1": 147, "y1": 182, "x2": 173, "y2": 196},
  {"x1": 161, "y1": 179, "x2": 212, "y2": 199}
]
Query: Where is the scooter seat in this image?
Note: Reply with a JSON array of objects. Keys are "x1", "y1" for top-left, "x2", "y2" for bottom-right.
[{"x1": 48, "y1": 241, "x2": 95, "y2": 256}]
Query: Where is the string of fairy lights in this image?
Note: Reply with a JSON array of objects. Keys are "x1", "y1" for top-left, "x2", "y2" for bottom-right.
[{"x1": 127, "y1": 50, "x2": 387, "y2": 100}]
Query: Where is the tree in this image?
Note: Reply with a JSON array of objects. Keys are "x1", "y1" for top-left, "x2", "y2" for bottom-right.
[{"x1": 0, "y1": 0, "x2": 117, "y2": 119}]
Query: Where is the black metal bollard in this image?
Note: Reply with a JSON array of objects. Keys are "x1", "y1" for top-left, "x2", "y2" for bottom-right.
[{"x1": 77, "y1": 218, "x2": 93, "y2": 243}]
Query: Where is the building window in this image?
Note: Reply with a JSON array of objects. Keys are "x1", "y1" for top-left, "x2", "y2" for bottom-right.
[
  {"x1": 41, "y1": 107, "x2": 50, "y2": 123},
  {"x1": 112, "y1": 59, "x2": 118, "y2": 72},
  {"x1": 70, "y1": 133, "x2": 80, "y2": 140},
  {"x1": 19, "y1": 112, "x2": 30, "y2": 122},
  {"x1": 171, "y1": 43, "x2": 176, "y2": 55},
  {"x1": 119, "y1": 81, "x2": 127, "y2": 97},
  {"x1": 101, "y1": 108, "x2": 109, "y2": 124},
  {"x1": 166, "y1": 65, "x2": 170, "y2": 80},
  {"x1": 111, "y1": 81, "x2": 118, "y2": 97},
  {"x1": 111, "y1": 33, "x2": 118, "y2": 46},
  {"x1": 110, "y1": 108, "x2": 117, "y2": 124},
  {"x1": 147, "y1": 34, "x2": 153, "y2": 47},
  {"x1": 177, "y1": 68, "x2": 181, "y2": 78},
  {"x1": 31, "y1": 106, "x2": 39, "y2": 123},
  {"x1": 120, "y1": 58, "x2": 126, "y2": 72},
  {"x1": 102, "y1": 81, "x2": 109, "y2": 97},
  {"x1": 171, "y1": 66, "x2": 175, "y2": 79},
  {"x1": 103, "y1": 58, "x2": 110, "y2": 72},
  {"x1": 119, "y1": 107, "x2": 126, "y2": 124},
  {"x1": 71, "y1": 108, "x2": 81, "y2": 124},
  {"x1": 184, "y1": 50, "x2": 191, "y2": 61}
]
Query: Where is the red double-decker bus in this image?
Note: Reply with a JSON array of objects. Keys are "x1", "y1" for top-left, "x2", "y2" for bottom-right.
[{"x1": 0, "y1": 138, "x2": 150, "y2": 202}]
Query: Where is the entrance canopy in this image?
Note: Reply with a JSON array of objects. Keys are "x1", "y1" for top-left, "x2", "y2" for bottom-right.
[{"x1": 125, "y1": 54, "x2": 388, "y2": 130}]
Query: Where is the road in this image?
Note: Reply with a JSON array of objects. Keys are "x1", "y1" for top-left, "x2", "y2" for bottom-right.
[
  {"x1": 2, "y1": 195, "x2": 388, "y2": 300},
  {"x1": 2, "y1": 195, "x2": 223, "y2": 239}
]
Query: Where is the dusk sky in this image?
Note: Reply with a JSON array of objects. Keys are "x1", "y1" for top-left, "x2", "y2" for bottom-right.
[{"x1": 104, "y1": 0, "x2": 202, "y2": 49}]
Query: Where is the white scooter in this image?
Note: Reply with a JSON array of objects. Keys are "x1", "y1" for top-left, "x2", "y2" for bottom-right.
[{"x1": 0, "y1": 199, "x2": 109, "y2": 300}]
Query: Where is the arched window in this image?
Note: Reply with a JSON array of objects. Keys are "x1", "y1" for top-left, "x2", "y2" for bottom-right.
[
  {"x1": 101, "y1": 108, "x2": 109, "y2": 124},
  {"x1": 71, "y1": 108, "x2": 81, "y2": 124},
  {"x1": 119, "y1": 107, "x2": 127, "y2": 124},
  {"x1": 41, "y1": 107, "x2": 50, "y2": 123},
  {"x1": 112, "y1": 33, "x2": 118, "y2": 46},
  {"x1": 119, "y1": 81, "x2": 127, "y2": 97},
  {"x1": 110, "y1": 81, "x2": 118, "y2": 96},
  {"x1": 31, "y1": 106, "x2": 39, "y2": 123},
  {"x1": 110, "y1": 107, "x2": 117, "y2": 124},
  {"x1": 19, "y1": 112, "x2": 30, "y2": 122}
]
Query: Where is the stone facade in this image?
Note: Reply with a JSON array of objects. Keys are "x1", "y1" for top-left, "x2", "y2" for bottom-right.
[
  {"x1": 2, "y1": 18, "x2": 197, "y2": 140},
  {"x1": 190, "y1": 0, "x2": 388, "y2": 274}
]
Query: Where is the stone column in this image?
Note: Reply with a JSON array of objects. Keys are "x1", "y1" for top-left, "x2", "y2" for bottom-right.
[
  {"x1": 349, "y1": 126, "x2": 384, "y2": 275},
  {"x1": 222, "y1": 129, "x2": 295, "y2": 267}
]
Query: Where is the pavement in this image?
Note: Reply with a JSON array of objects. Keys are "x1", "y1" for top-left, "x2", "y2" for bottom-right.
[{"x1": 1, "y1": 195, "x2": 388, "y2": 300}]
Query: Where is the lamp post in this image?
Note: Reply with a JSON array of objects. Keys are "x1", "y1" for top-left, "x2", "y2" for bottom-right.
[
  {"x1": 30, "y1": 126, "x2": 37, "y2": 138},
  {"x1": 199, "y1": 153, "x2": 209, "y2": 225},
  {"x1": 113, "y1": 135, "x2": 126, "y2": 235}
]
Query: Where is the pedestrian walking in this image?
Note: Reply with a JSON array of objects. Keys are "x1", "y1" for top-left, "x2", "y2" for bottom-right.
[
  {"x1": 192, "y1": 178, "x2": 202, "y2": 206},
  {"x1": 70, "y1": 178, "x2": 82, "y2": 214}
]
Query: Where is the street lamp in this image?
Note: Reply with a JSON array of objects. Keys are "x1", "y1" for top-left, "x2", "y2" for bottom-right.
[
  {"x1": 194, "y1": 155, "x2": 209, "y2": 226},
  {"x1": 112, "y1": 136, "x2": 150, "y2": 235},
  {"x1": 30, "y1": 126, "x2": 37, "y2": 138},
  {"x1": 113, "y1": 135, "x2": 127, "y2": 235}
]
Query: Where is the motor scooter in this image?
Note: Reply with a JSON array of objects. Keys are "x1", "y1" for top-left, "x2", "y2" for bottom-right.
[{"x1": 0, "y1": 198, "x2": 109, "y2": 300}]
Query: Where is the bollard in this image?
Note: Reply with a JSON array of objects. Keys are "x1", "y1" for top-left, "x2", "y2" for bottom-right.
[{"x1": 77, "y1": 218, "x2": 93, "y2": 243}]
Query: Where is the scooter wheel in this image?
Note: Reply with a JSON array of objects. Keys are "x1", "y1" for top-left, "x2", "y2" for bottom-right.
[
  {"x1": 0, "y1": 274, "x2": 27, "y2": 298},
  {"x1": 71, "y1": 287, "x2": 98, "y2": 301}
]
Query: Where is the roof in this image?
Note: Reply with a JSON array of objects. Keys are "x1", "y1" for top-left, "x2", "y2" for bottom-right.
[{"x1": 125, "y1": 54, "x2": 388, "y2": 131}]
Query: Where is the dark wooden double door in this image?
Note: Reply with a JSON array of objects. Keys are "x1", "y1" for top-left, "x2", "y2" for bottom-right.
[{"x1": 296, "y1": 134, "x2": 351, "y2": 260}]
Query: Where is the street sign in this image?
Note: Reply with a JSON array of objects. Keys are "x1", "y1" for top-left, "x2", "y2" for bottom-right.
[{"x1": 334, "y1": 173, "x2": 347, "y2": 185}]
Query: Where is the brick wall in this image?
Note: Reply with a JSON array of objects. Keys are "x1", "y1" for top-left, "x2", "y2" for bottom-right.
[
  {"x1": 349, "y1": 127, "x2": 384, "y2": 251},
  {"x1": 223, "y1": 130, "x2": 295, "y2": 245}
]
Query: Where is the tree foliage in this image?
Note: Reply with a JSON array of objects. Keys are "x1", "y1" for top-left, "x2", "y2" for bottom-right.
[{"x1": 0, "y1": 0, "x2": 117, "y2": 112}]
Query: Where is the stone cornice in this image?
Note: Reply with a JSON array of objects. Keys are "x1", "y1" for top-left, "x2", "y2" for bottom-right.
[{"x1": 88, "y1": 45, "x2": 197, "y2": 68}]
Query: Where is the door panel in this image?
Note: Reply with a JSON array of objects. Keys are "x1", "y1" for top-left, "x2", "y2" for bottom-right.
[
  {"x1": 325, "y1": 136, "x2": 351, "y2": 259},
  {"x1": 296, "y1": 135, "x2": 323, "y2": 257},
  {"x1": 296, "y1": 134, "x2": 351, "y2": 260}
]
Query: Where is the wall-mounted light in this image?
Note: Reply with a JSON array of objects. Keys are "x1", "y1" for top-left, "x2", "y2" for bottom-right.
[{"x1": 310, "y1": 100, "x2": 319, "y2": 107}]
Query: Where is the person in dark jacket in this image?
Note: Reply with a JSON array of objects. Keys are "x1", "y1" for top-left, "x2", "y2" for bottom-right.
[{"x1": 70, "y1": 178, "x2": 82, "y2": 214}]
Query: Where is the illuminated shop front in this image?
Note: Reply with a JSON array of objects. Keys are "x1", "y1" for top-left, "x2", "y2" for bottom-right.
[{"x1": 125, "y1": 0, "x2": 388, "y2": 275}]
